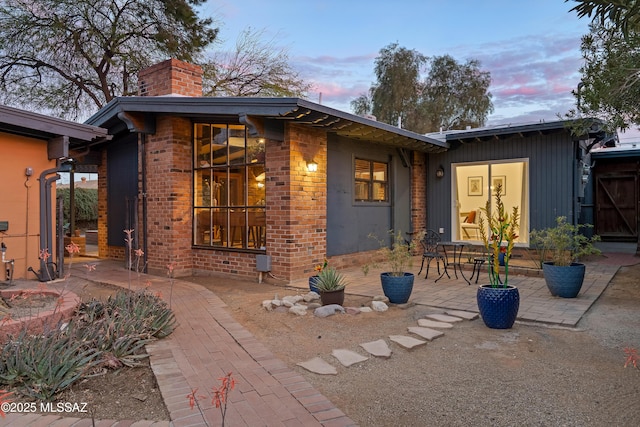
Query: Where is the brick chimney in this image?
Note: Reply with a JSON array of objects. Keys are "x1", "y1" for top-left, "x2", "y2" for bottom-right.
[{"x1": 138, "y1": 58, "x2": 203, "y2": 97}]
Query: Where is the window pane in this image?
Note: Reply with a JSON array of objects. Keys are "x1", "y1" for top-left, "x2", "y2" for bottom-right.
[
  {"x1": 195, "y1": 124, "x2": 211, "y2": 168},
  {"x1": 194, "y1": 208, "x2": 211, "y2": 246},
  {"x1": 355, "y1": 181, "x2": 369, "y2": 201},
  {"x1": 372, "y1": 162, "x2": 387, "y2": 181},
  {"x1": 249, "y1": 208, "x2": 266, "y2": 249},
  {"x1": 355, "y1": 159, "x2": 370, "y2": 180},
  {"x1": 228, "y1": 125, "x2": 246, "y2": 165},
  {"x1": 372, "y1": 182, "x2": 387, "y2": 201},
  {"x1": 249, "y1": 165, "x2": 266, "y2": 206},
  {"x1": 213, "y1": 208, "x2": 228, "y2": 247},
  {"x1": 212, "y1": 125, "x2": 227, "y2": 165},
  {"x1": 229, "y1": 209, "x2": 246, "y2": 248},
  {"x1": 228, "y1": 167, "x2": 245, "y2": 206},
  {"x1": 195, "y1": 169, "x2": 212, "y2": 206},
  {"x1": 247, "y1": 137, "x2": 265, "y2": 163},
  {"x1": 212, "y1": 169, "x2": 226, "y2": 206}
]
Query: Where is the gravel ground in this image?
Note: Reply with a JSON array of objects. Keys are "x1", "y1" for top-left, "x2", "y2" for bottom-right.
[{"x1": 190, "y1": 262, "x2": 640, "y2": 427}]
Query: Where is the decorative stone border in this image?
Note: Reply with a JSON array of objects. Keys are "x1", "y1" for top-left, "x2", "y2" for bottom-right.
[{"x1": 0, "y1": 288, "x2": 80, "y2": 342}]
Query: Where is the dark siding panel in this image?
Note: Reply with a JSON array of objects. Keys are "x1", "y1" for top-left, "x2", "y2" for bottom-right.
[
  {"x1": 107, "y1": 134, "x2": 138, "y2": 246},
  {"x1": 327, "y1": 136, "x2": 410, "y2": 256},
  {"x1": 426, "y1": 131, "x2": 577, "y2": 240}
]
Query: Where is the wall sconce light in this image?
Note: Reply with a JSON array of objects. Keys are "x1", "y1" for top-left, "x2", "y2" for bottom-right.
[
  {"x1": 307, "y1": 161, "x2": 318, "y2": 172},
  {"x1": 257, "y1": 182, "x2": 264, "y2": 188},
  {"x1": 435, "y1": 166, "x2": 445, "y2": 179}
]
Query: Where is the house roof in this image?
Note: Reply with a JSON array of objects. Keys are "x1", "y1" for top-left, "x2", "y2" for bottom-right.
[
  {"x1": 0, "y1": 104, "x2": 111, "y2": 146},
  {"x1": 86, "y1": 97, "x2": 449, "y2": 153},
  {"x1": 426, "y1": 119, "x2": 615, "y2": 151}
]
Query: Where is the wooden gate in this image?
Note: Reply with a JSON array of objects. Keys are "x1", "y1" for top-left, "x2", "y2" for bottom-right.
[{"x1": 595, "y1": 164, "x2": 638, "y2": 241}]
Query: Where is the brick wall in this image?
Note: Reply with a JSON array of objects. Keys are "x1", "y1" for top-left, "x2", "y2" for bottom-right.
[
  {"x1": 138, "y1": 59, "x2": 203, "y2": 97},
  {"x1": 144, "y1": 116, "x2": 193, "y2": 276},
  {"x1": 266, "y1": 124, "x2": 327, "y2": 280},
  {"x1": 411, "y1": 151, "x2": 427, "y2": 233}
]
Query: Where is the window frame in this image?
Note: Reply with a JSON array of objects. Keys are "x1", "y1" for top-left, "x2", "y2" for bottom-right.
[
  {"x1": 192, "y1": 122, "x2": 266, "y2": 252},
  {"x1": 354, "y1": 157, "x2": 389, "y2": 203}
]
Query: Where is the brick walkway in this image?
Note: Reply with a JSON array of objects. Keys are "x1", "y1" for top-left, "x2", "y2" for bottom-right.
[
  {"x1": 4, "y1": 261, "x2": 356, "y2": 427},
  {"x1": 4, "y1": 249, "x2": 637, "y2": 426}
]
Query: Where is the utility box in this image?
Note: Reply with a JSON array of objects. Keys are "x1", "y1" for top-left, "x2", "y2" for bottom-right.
[
  {"x1": 256, "y1": 254, "x2": 271, "y2": 272},
  {"x1": 0, "y1": 221, "x2": 7, "y2": 232}
]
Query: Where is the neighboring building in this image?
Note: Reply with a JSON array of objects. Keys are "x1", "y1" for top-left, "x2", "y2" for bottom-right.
[
  {"x1": 425, "y1": 121, "x2": 613, "y2": 246},
  {"x1": 85, "y1": 59, "x2": 448, "y2": 280},
  {"x1": 0, "y1": 105, "x2": 109, "y2": 280}
]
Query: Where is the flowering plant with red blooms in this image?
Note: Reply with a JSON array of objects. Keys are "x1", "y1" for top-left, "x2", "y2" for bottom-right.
[
  {"x1": 479, "y1": 183, "x2": 519, "y2": 287},
  {"x1": 314, "y1": 258, "x2": 328, "y2": 273}
]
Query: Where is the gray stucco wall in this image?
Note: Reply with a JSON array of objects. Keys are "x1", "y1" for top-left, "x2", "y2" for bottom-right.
[{"x1": 326, "y1": 136, "x2": 411, "y2": 256}]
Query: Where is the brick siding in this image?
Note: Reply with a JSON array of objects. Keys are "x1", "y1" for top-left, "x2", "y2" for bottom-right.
[{"x1": 138, "y1": 59, "x2": 203, "y2": 97}]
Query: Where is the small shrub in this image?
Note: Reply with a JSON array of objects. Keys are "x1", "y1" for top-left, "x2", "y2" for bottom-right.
[
  {"x1": 0, "y1": 330, "x2": 101, "y2": 401},
  {"x1": 0, "y1": 288, "x2": 177, "y2": 400}
]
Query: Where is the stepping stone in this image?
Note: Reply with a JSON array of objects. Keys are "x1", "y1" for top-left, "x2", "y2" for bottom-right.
[
  {"x1": 407, "y1": 326, "x2": 444, "y2": 341},
  {"x1": 425, "y1": 313, "x2": 463, "y2": 323},
  {"x1": 389, "y1": 335, "x2": 427, "y2": 349},
  {"x1": 332, "y1": 349, "x2": 368, "y2": 367},
  {"x1": 417, "y1": 319, "x2": 453, "y2": 328},
  {"x1": 297, "y1": 357, "x2": 337, "y2": 375},
  {"x1": 445, "y1": 310, "x2": 479, "y2": 320},
  {"x1": 360, "y1": 339, "x2": 392, "y2": 358}
]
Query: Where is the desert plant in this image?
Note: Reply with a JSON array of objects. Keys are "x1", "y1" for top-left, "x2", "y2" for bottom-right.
[
  {"x1": 366, "y1": 230, "x2": 423, "y2": 277},
  {"x1": 314, "y1": 266, "x2": 348, "y2": 292},
  {"x1": 478, "y1": 183, "x2": 520, "y2": 287},
  {"x1": 0, "y1": 329, "x2": 101, "y2": 400},
  {"x1": 105, "y1": 290, "x2": 177, "y2": 338},
  {"x1": 530, "y1": 216, "x2": 601, "y2": 267}
]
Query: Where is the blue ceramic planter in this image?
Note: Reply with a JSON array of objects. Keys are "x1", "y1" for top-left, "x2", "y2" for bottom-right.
[
  {"x1": 476, "y1": 285, "x2": 520, "y2": 329},
  {"x1": 380, "y1": 272, "x2": 414, "y2": 304},
  {"x1": 309, "y1": 276, "x2": 320, "y2": 294},
  {"x1": 542, "y1": 262, "x2": 586, "y2": 298}
]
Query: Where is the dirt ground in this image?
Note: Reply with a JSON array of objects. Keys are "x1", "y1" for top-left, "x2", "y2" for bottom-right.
[
  {"x1": 5, "y1": 264, "x2": 639, "y2": 425},
  {"x1": 189, "y1": 264, "x2": 640, "y2": 426}
]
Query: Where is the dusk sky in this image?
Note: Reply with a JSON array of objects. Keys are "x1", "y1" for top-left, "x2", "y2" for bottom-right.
[{"x1": 199, "y1": 0, "x2": 640, "y2": 143}]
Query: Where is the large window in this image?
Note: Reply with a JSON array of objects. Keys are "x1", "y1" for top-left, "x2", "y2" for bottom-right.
[
  {"x1": 193, "y1": 123, "x2": 266, "y2": 250},
  {"x1": 453, "y1": 160, "x2": 529, "y2": 244},
  {"x1": 354, "y1": 158, "x2": 388, "y2": 202}
]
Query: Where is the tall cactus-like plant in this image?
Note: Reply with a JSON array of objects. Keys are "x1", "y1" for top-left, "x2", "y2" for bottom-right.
[{"x1": 478, "y1": 183, "x2": 520, "y2": 287}]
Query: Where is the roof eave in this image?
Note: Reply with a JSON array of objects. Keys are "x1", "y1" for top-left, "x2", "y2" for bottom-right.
[{"x1": 86, "y1": 97, "x2": 449, "y2": 153}]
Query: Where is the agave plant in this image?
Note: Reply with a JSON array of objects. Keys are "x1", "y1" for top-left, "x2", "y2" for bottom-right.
[{"x1": 314, "y1": 267, "x2": 348, "y2": 292}]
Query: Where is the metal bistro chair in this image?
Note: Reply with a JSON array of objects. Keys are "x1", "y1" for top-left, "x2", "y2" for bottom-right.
[{"x1": 418, "y1": 230, "x2": 449, "y2": 280}]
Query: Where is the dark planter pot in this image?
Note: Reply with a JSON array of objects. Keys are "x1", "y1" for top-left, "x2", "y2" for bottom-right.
[
  {"x1": 542, "y1": 262, "x2": 586, "y2": 298},
  {"x1": 320, "y1": 288, "x2": 345, "y2": 306},
  {"x1": 498, "y1": 252, "x2": 506, "y2": 266},
  {"x1": 309, "y1": 276, "x2": 320, "y2": 294},
  {"x1": 476, "y1": 285, "x2": 520, "y2": 329},
  {"x1": 380, "y1": 272, "x2": 414, "y2": 304}
]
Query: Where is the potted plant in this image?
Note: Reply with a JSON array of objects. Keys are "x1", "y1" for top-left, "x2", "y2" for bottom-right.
[
  {"x1": 314, "y1": 266, "x2": 348, "y2": 306},
  {"x1": 366, "y1": 230, "x2": 423, "y2": 304},
  {"x1": 309, "y1": 258, "x2": 327, "y2": 293},
  {"x1": 477, "y1": 183, "x2": 520, "y2": 329},
  {"x1": 530, "y1": 216, "x2": 601, "y2": 298}
]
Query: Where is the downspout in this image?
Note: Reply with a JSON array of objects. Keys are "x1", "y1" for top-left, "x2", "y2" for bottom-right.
[
  {"x1": 141, "y1": 133, "x2": 148, "y2": 272},
  {"x1": 36, "y1": 166, "x2": 61, "y2": 280}
]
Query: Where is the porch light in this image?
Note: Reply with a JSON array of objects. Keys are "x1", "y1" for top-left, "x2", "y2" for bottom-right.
[
  {"x1": 436, "y1": 166, "x2": 445, "y2": 178},
  {"x1": 307, "y1": 161, "x2": 318, "y2": 172}
]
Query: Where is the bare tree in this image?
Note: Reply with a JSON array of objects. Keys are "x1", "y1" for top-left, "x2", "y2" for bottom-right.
[
  {"x1": 0, "y1": 0, "x2": 217, "y2": 119},
  {"x1": 202, "y1": 27, "x2": 312, "y2": 98}
]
